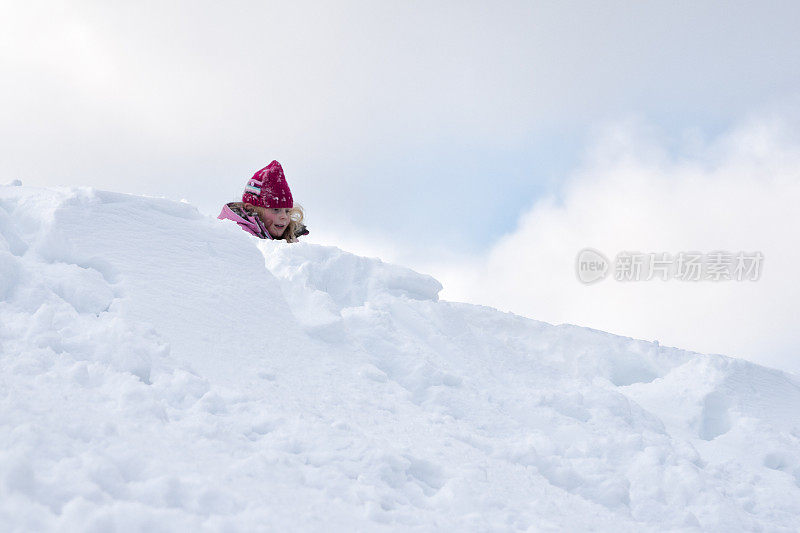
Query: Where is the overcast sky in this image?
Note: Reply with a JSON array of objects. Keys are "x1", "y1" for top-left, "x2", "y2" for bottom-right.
[{"x1": 2, "y1": 1, "x2": 800, "y2": 373}]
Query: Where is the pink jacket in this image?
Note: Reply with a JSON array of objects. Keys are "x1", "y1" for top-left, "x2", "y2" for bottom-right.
[{"x1": 218, "y1": 202, "x2": 272, "y2": 239}]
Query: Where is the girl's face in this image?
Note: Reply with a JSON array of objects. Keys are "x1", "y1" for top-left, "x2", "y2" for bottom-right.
[{"x1": 257, "y1": 206, "x2": 291, "y2": 238}]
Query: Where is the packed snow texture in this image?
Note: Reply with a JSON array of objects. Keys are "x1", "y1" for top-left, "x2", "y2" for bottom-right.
[{"x1": 1, "y1": 184, "x2": 799, "y2": 531}]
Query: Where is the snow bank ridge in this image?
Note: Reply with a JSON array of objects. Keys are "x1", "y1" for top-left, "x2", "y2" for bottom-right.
[{"x1": 1, "y1": 184, "x2": 799, "y2": 531}]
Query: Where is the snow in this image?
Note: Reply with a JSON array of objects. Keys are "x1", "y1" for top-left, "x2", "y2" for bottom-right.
[{"x1": 1, "y1": 184, "x2": 799, "y2": 531}]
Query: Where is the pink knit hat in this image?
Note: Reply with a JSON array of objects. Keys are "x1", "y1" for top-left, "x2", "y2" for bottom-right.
[{"x1": 242, "y1": 160, "x2": 293, "y2": 208}]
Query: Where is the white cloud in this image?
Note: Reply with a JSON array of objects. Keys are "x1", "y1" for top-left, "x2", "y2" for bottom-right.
[
  {"x1": 3, "y1": 1, "x2": 800, "y2": 202},
  {"x1": 433, "y1": 109, "x2": 800, "y2": 375}
]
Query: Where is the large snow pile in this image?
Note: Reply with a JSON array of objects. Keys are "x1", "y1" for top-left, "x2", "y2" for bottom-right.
[{"x1": 1, "y1": 184, "x2": 799, "y2": 531}]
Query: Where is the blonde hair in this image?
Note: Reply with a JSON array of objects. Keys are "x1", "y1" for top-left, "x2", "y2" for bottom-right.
[
  {"x1": 244, "y1": 203, "x2": 305, "y2": 242},
  {"x1": 285, "y1": 204, "x2": 305, "y2": 243}
]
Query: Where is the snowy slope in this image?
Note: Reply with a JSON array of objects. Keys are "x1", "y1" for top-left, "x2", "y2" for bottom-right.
[{"x1": 1, "y1": 183, "x2": 799, "y2": 532}]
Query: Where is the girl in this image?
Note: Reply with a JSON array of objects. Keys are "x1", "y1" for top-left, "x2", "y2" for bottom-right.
[{"x1": 218, "y1": 160, "x2": 308, "y2": 242}]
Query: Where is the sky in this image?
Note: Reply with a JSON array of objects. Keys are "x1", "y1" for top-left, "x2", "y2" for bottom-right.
[{"x1": 2, "y1": 1, "x2": 800, "y2": 373}]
